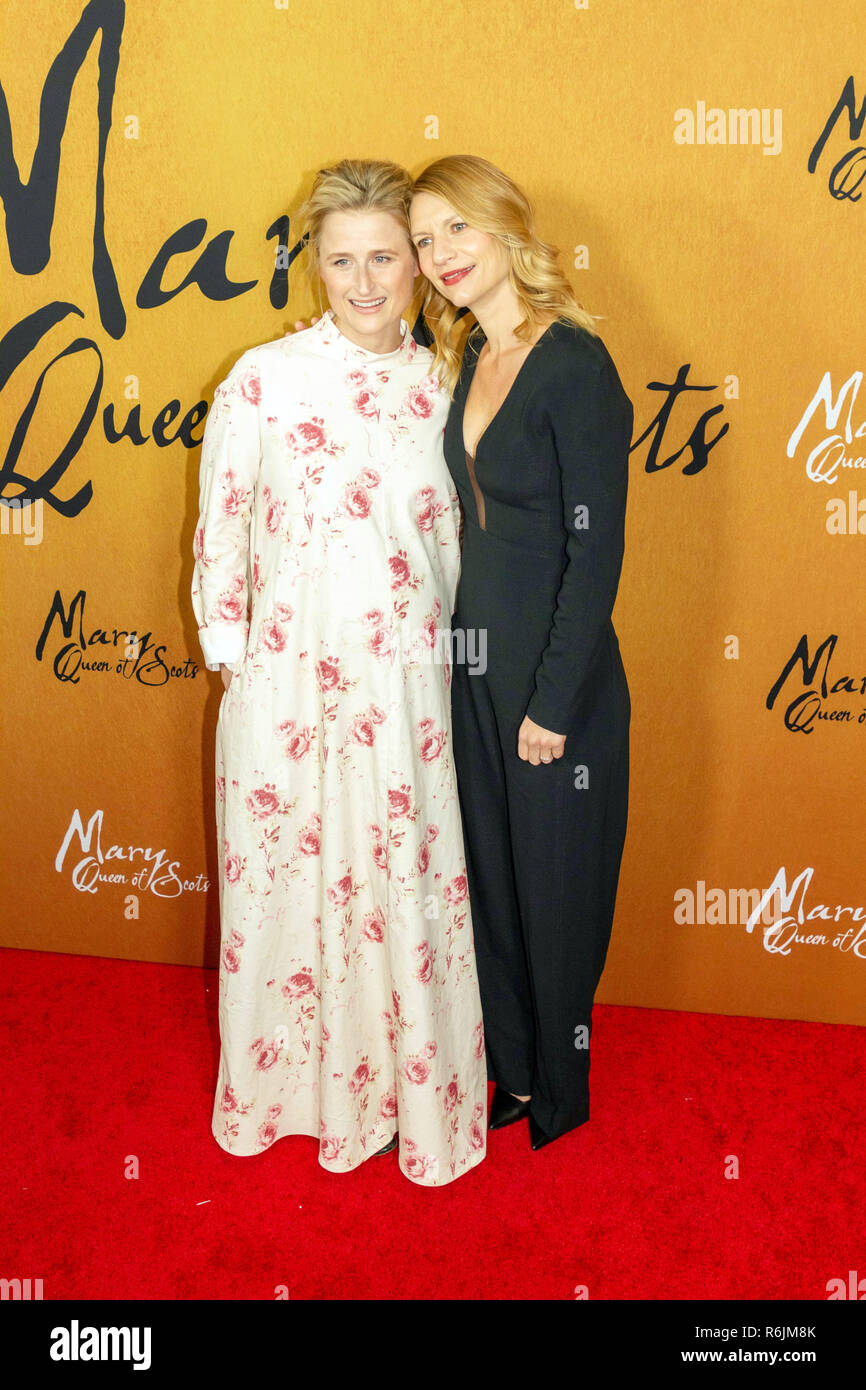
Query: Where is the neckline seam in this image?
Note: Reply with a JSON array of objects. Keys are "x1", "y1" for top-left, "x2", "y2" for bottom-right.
[{"x1": 322, "y1": 309, "x2": 409, "y2": 361}]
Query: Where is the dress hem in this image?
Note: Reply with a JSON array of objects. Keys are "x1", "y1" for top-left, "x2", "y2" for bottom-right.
[{"x1": 212, "y1": 1125, "x2": 487, "y2": 1186}]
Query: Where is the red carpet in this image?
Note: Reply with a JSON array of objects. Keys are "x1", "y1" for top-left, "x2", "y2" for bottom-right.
[{"x1": 2, "y1": 947, "x2": 863, "y2": 1300}]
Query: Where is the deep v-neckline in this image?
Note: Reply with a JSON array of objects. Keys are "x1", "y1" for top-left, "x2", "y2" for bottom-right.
[{"x1": 461, "y1": 320, "x2": 559, "y2": 460}]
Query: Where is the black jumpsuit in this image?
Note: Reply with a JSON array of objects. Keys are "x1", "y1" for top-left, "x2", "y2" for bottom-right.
[{"x1": 441, "y1": 316, "x2": 634, "y2": 1141}]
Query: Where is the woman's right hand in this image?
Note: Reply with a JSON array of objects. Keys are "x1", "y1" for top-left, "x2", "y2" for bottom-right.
[{"x1": 220, "y1": 664, "x2": 234, "y2": 691}]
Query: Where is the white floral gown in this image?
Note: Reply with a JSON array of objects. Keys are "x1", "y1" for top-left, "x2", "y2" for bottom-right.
[{"x1": 191, "y1": 309, "x2": 487, "y2": 1186}]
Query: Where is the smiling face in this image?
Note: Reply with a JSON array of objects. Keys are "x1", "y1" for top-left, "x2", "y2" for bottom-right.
[
  {"x1": 409, "y1": 191, "x2": 511, "y2": 310},
  {"x1": 316, "y1": 209, "x2": 420, "y2": 352}
]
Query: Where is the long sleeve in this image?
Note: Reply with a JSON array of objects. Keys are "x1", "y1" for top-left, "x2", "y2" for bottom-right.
[
  {"x1": 191, "y1": 351, "x2": 262, "y2": 672},
  {"x1": 525, "y1": 347, "x2": 633, "y2": 734}
]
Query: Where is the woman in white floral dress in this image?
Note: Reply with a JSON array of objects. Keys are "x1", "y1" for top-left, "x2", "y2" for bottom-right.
[{"x1": 191, "y1": 159, "x2": 487, "y2": 1186}]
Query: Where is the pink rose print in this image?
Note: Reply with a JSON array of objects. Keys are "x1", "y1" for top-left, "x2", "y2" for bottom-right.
[
  {"x1": 265, "y1": 496, "x2": 284, "y2": 534},
  {"x1": 238, "y1": 368, "x2": 261, "y2": 405},
  {"x1": 444, "y1": 874, "x2": 468, "y2": 906},
  {"x1": 425, "y1": 824, "x2": 439, "y2": 843},
  {"x1": 224, "y1": 847, "x2": 243, "y2": 884},
  {"x1": 282, "y1": 969, "x2": 315, "y2": 1000},
  {"x1": 297, "y1": 815, "x2": 321, "y2": 856},
  {"x1": 443, "y1": 1078, "x2": 459, "y2": 1113},
  {"x1": 327, "y1": 871, "x2": 356, "y2": 908},
  {"x1": 405, "y1": 386, "x2": 433, "y2": 419},
  {"x1": 415, "y1": 484, "x2": 435, "y2": 524},
  {"x1": 415, "y1": 841, "x2": 430, "y2": 875},
  {"x1": 287, "y1": 418, "x2": 327, "y2": 453},
  {"x1": 469, "y1": 1105, "x2": 485, "y2": 1151},
  {"x1": 363, "y1": 609, "x2": 385, "y2": 626},
  {"x1": 350, "y1": 714, "x2": 376, "y2": 746},
  {"x1": 422, "y1": 1040, "x2": 437, "y2": 1059},
  {"x1": 222, "y1": 928, "x2": 245, "y2": 974},
  {"x1": 348, "y1": 1060, "x2": 371, "y2": 1094},
  {"x1": 392, "y1": 990, "x2": 411, "y2": 1030},
  {"x1": 345, "y1": 369, "x2": 367, "y2": 386},
  {"x1": 388, "y1": 787, "x2": 412, "y2": 819},
  {"x1": 368, "y1": 704, "x2": 386, "y2": 724},
  {"x1": 404, "y1": 1057, "x2": 431, "y2": 1085},
  {"x1": 285, "y1": 727, "x2": 312, "y2": 760},
  {"x1": 401, "y1": 1139, "x2": 437, "y2": 1180},
  {"x1": 414, "y1": 485, "x2": 446, "y2": 534},
  {"x1": 344, "y1": 486, "x2": 371, "y2": 518},
  {"x1": 414, "y1": 941, "x2": 434, "y2": 985},
  {"x1": 372, "y1": 838, "x2": 388, "y2": 871},
  {"x1": 249, "y1": 1037, "x2": 280, "y2": 1070},
  {"x1": 245, "y1": 785, "x2": 281, "y2": 819},
  {"x1": 358, "y1": 467, "x2": 381, "y2": 488},
  {"x1": 389, "y1": 552, "x2": 411, "y2": 589},
  {"x1": 257, "y1": 1119, "x2": 278, "y2": 1147},
  {"x1": 220, "y1": 1084, "x2": 238, "y2": 1113},
  {"x1": 320, "y1": 1132, "x2": 347, "y2": 1162},
  {"x1": 362, "y1": 908, "x2": 385, "y2": 942},
  {"x1": 274, "y1": 602, "x2": 294, "y2": 622},
  {"x1": 261, "y1": 618, "x2": 287, "y2": 653},
  {"x1": 473, "y1": 1020, "x2": 485, "y2": 1059},
  {"x1": 217, "y1": 590, "x2": 245, "y2": 623},
  {"x1": 368, "y1": 627, "x2": 395, "y2": 661},
  {"x1": 221, "y1": 472, "x2": 251, "y2": 518},
  {"x1": 418, "y1": 721, "x2": 446, "y2": 762},
  {"x1": 315, "y1": 657, "x2": 341, "y2": 690},
  {"x1": 352, "y1": 390, "x2": 379, "y2": 419},
  {"x1": 379, "y1": 1086, "x2": 398, "y2": 1119}
]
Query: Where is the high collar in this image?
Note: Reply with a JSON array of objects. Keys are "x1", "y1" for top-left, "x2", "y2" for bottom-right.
[{"x1": 314, "y1": 307, "x2": 416, "y2": 365}]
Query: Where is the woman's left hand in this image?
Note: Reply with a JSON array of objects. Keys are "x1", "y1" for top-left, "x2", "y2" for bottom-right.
[{"x1": 517, "y1": 715, "x2": 566, "y2": 765}]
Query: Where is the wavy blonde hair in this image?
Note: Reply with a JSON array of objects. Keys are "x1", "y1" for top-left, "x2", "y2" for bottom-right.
[
  {"x1": 294, "y1": 157, "x2": 423, "y2": 321},
  {"x1": 411, "y1": 154, "x2": 603, "y2": 395}
]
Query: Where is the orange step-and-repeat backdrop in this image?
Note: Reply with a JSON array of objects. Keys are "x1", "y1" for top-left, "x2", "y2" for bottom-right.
[{"x1": 2, "y1": 0, "x2": 864, "y2": 1026}]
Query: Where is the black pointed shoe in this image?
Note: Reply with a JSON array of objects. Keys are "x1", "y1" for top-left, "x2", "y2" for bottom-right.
[
  {"x1": 374, "y1": 1131, "x2": 398, "y2": 1155},
  {"x1": 528, "y1": 1113, "x2": 559, "y2": 1150},
  {"x1": 488, "y1": 1085, "x2": 532, "y2": 1131}
]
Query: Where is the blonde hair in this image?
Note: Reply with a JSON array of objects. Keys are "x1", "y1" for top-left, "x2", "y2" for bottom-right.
[
  {"x1": 411, "y1": 154, "x2": 603, "y2": 394},
  {"x1": 294, "y1": 158, "x2": 422, "y2": 320}
]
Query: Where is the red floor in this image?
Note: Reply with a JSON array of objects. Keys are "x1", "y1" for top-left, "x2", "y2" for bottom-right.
[{"x1": 2, "y1": 947, "x2": 863, "y2": 1300}]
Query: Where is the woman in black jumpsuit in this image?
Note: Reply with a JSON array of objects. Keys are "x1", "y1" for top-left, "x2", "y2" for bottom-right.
[{"x1": 442, "y1": 316, "x2": 633, "y2": 1147}]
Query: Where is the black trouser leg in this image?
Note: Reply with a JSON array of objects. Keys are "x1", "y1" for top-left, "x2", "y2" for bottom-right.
[
  {"x1": 451, "y1": 662, "x2": 534, "y2": 1096},
  {"x1": 500, "y1": 707, "x2": 629, "y2": 1137}
]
